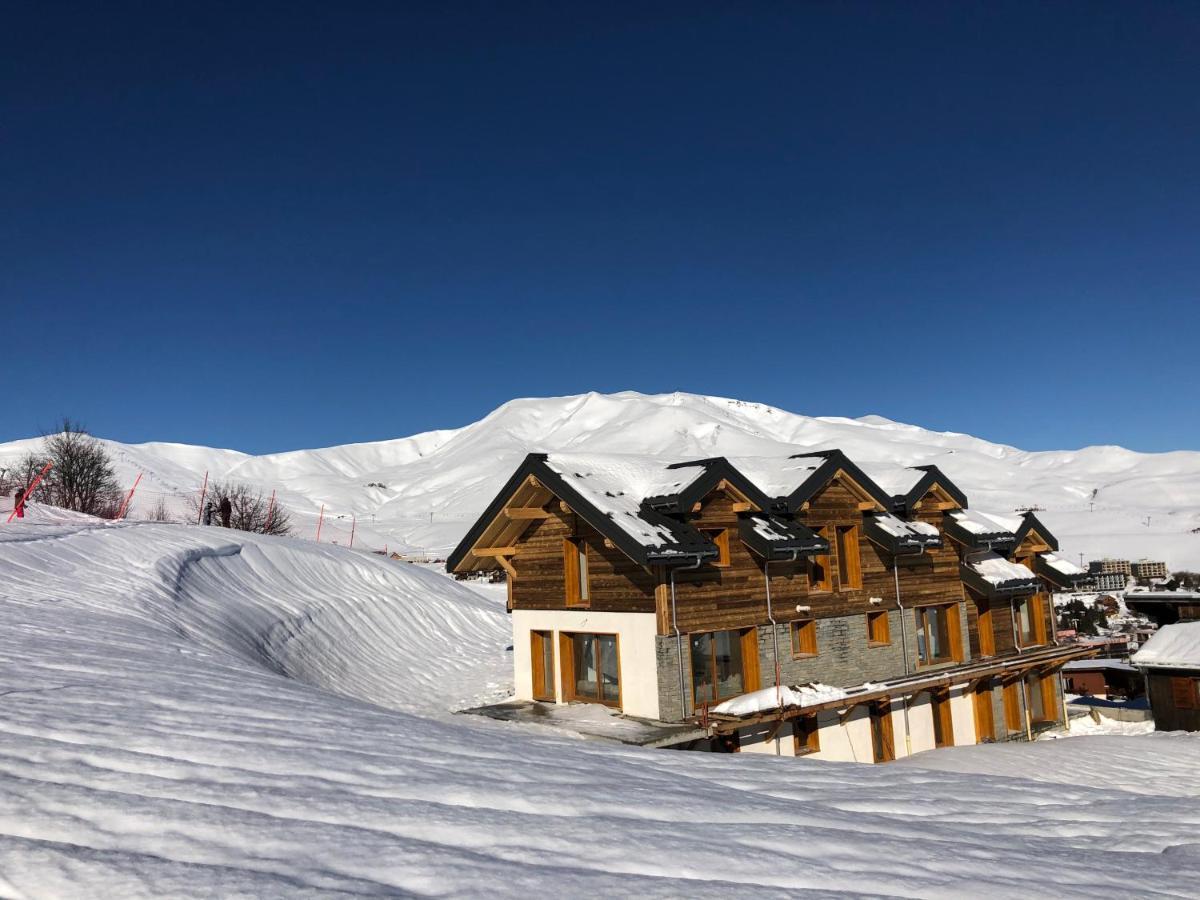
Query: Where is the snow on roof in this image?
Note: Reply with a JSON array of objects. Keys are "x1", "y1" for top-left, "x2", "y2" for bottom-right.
[
  {"x1": 857, "y1": 463, "x2": 927, "y2": 499},
  {"x1": 872, "y1": 513, "x2": 939, "y2": 539},
  {"x1": 1042, "y1": 553, "x2": 1086, "y2": 577},
  {"x1": 969, "y1": 553, "x2": 1037, "y2": 587},
  {"x1": 1062, "y1": 659, "x2": 1138, "y2": 673},
  {"x1": 949, "y1": 509, "x2": 1019, "y2": 537},
  {"x1": 542, "y1": 453, "x2": 695, "y2": 548},
  {"x1": 721, "y1": 455, "x2": 823, "y2": 499},
  {"x1": 710, "y1": 682, "x2": 848, "y2": 717},
  {"x1": 1132, "y1": 622, "x2": 1200, "y2": 670},
  {"x1": 750, "y1": 515, "x2": 794, "y2": 543}
]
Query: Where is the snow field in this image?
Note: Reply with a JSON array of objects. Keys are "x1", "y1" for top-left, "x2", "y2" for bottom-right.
[{"x1": 1, "y1": 520, "x2": 1199, "y2": 896}]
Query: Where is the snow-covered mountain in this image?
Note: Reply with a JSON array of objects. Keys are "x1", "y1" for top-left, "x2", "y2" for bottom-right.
[{"x1": 3, "y1": 391, "x2": 1198, "y2": 568}]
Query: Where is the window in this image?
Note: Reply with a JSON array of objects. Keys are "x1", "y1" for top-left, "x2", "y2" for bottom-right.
[
  {"x1": 836, "y1": 525, "x2": 862, "y2": 590},
  {"x1": 793, "y1": 715, "x2": 820, "y2": 755},
  {"x1": 870, "y1": 700, "x2": 895, "y2": 763},
  {"x1": 563, "y1": 538, "x2": 590, "y2": 606},
  {"x1": 930, "y1": 690, "x2": 954, "y2": 748},
  {"x1": 915, "y1": 604, "x2": 961, "y2": 665},
  {"x1": 703, "y1": 528, "x2": 731, "y2": 567},
  {"x1": 1015, "y1": 596, "x2": 1038, "y2": 645},
  {"x1": 808, "y1": 525, "x2": 833, "y2": 592},
  {"x1": 530, "y1": 630, "x2": 555, "y2": 701},
  {"x1": 791, "y1": 619, "x2": 817, "y2": 657},
  {"x1": 561, "y1": 632, "x2": 619, "y2": 705},
  {"x1": 1002, "y1": 679, "x2": 1022, "y2": 733},
  {"x1": 691, "y1": 629, "x2": 758, "y2": 706},
  {"x1": 976, "y1": 595, "x2": 995, "y2": 657},
  {"x1": 1171, "y1": 677, "x2": 1199, "y2": 710},
  {"x1": 866, "y1": 610, "x2": 890, "y2": 646},
  {"x1": 1026, "y1": 672, "x2": 1055, "y2": 724}
]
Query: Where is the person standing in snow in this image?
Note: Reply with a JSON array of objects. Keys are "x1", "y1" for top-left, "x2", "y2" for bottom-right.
[
  {"x1": 202, "y1": 501, "x2": 214, "y2": 526},
  {"x1": 219, "y1": 496, "x2": 232, "y2": 528}
]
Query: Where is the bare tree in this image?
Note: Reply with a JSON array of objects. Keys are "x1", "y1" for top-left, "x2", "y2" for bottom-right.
[
  {"x1": 144, "y1": 496, "x2": 174, "y2": 523},
  {"x1": 19, "y1": 419, "x2": 124, "y2": 518},
  {"x1": 188, "y1": 481, "x2": 292, "y2": 536}
]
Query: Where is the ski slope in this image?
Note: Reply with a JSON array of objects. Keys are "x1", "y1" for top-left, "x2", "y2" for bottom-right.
[
  {"x1": 1, "y1": 517, "x2": 1199, "y2": 896},
  {"x1": 2, "y1": 391, "x2": 1198, "y2": 567}
]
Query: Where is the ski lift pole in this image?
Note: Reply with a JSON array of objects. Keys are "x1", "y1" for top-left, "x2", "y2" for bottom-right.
[
  {"x1": 315, "y1": 503, "x2": 325, "y2": 542},
  {"x1": 7, "y1": 460, "x2": 53, "y2": 523},
  {"x1": 349, "y1": 513, "x2": 356, "y2": 549},
  {"x1": 115, "y1": 472, "x2": 143, "y2": 520},
  {"x1": 195, "y1": 470, "x2": 209, "y2": 524}
]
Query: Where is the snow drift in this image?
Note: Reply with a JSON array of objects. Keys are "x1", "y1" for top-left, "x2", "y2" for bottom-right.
[{"x1": 2, "y1": 518, "x2": 1199, "y2": 896}]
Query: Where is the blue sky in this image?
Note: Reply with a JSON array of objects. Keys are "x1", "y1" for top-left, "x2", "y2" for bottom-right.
[{"x1": 3, "y1": 3, "x2": 1198, "y2": 453}]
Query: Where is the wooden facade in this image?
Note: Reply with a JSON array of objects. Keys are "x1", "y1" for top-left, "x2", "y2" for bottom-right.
[{"x1": 448, "y1": 450, "x2": 1088, "y2": 745}]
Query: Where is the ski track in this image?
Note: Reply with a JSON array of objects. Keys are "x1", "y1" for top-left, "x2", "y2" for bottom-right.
[{"x1": 0, "y1": 520, "x2": 1198, "y2": 897}]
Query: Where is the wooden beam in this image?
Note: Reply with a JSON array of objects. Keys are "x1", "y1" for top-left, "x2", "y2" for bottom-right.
[
  {"x1": 474, "y1": 546, "x2": 518, "y2": 557},
  {"x1": 503, "y1": 507, "x2": 550, "y2": 520},
  {"x1": 731, "y1": 501, "x2": 755, "y2": 513},
  {"x1": 603, "y1": 538, "x2": 616, "y2": 549},
  {"x1": 494, "y1": 555, "x2": 517, "y2": 579},
  {"x1": 691, "y1": 502, "x2": 702, "y2": 513},
  {"x1": 857, "y1": 501, "x2": 879, "y2": 510},
  {"x1": 558, "y1": 500, "x2": 572, "y2": 514}
]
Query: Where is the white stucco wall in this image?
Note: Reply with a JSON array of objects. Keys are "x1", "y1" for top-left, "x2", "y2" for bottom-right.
[
  {"x1": 893, "y1": 696, "x2": 936, "y2": 758},
  {"x1": 809, "y1": 707, "x2": 875, "y2": 763},
  {"x1": 738, "y1": 723, "x2": 795, "y2": 757},
  {"x1": 510, "y1": 609, "x2": 661, "y2": 720}
]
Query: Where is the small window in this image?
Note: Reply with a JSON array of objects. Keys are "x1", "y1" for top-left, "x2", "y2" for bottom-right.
[
  {"x1": 703, "y1": 528, "x2": 731, "y2": 567},
  {"x1": 866, "y1": 610, "x2": 890, "y2": 646},
  {"x1": 563, "y1": 538, "x2": 590, "y2": 606},
  {"x1": 1015, "y1": 596, "x2": 1037, "y2": 645},
  {"x1": 808, "y1": 526, "x2": 832, "y2": 592},
  {"x1": 836, "y1": 525, "x2": 862, "y2": 590},
  {"x1": 793, "y1": 715, "x2": 820, "y2": 755},
  {"x1": 530, "y1": 630, "x2": 555, "y2": 701},
  {"x1": 791, "y1": 619, "x2": 817, "y2": 657}
]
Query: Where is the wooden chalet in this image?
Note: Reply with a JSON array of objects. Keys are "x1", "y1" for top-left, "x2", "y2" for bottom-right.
[
  {"x1": 1132, "y1": 621, "x2": 1200, "y2": 732},
  {"x1": 447, "y1": 449, "x2": 1095, "y2": 761}
]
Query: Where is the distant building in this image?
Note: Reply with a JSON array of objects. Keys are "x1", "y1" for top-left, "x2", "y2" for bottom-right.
[
  {"x1": 1133, "y1": 622, "x2": 1200, "y2": 732},
  {"x1": 1132, "y1": 559, "x2": 1169, "y2": 580},
  {"x1": 1125, "y1": 590, "x2": 1200, "y2": 627},
  {"x1": 1089, "y1": 558, "x2": 1131, "y2": 577},
  {"x1": 1062, "y1": 659, "x2": 1142, "y2": 700},
  {"x1": 1090, "y1": 572, "x2": 1127, "y2": 593}
]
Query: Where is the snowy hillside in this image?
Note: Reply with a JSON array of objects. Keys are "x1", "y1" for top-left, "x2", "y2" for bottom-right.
[
  {"x1": 2, "y1": 517, "x2": 1199, "y2": 896},
  {"x1": 3, "y1": 391, "x2": 1198, "y2": 567}
]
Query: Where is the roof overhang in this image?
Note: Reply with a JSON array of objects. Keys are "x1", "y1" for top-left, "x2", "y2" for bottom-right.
[
  {"x1": 943, "y1": 512, "x2": 1017, "y2": 552},
  {"x1": 961, "y1": 562, "x2": 1039, "y2": 599},
  {"x1": 864, "y1": 513, "x2": 943, "y2": 555},
  {"x1": 738, "y1": 514, "x2": 828, "y2": 561}
]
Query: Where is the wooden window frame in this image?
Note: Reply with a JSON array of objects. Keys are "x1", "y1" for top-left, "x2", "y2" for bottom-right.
[
  {"x1": 1002, "y1": 679, "x2": 1022, "y2": 733},
  {"x1": 563, "y1": 537, "x2": 591, "y2": 607},
  {"x1": 870, "y1": 700, "x2": 896, "y2": 763},
  {"x1": 791, "y1": 619, "x2": 818, "y2": 658},
  {"x1": 689, "y1": 628, "x2": 760, "y2": 708},
  {"x1": 530, "y1": 630, "x2": 556, "y2": 702},
  {"x1": 835, "y1": 524, "x2": 862, "y2": 591},
  {"x1": 793, "y1": 714, "x2": 820, "y2": 756},
  {"x1": 703, "y1": 528, "x2": 732, "y2": 568},
  {"x1": 866, "y1": 609, "x2": 890, "y2": 647},
  {"x1": 808, "y1": 525, "x2": 833, "y2": 593},
  {"x1": 977, "y1": 595, "x2": 995, "y2": 657},
  {"x1": 931, "y1": 689, "x2": 955, "y2": 748},
  {"x1": 559, "y1": 631, "x2": 621, "y2": 708},
  {"x1": 915, "y1": 603, "x2": 963, "y2": 666}
]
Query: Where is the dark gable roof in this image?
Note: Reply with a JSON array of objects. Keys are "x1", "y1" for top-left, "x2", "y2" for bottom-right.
[
  {"x1": 645, "y1": 457, "x2": 775, "y2": 515},
  {"x1": 445, "y1": 454, "x2": 718, "y2": 572},
  {"x1": 1012, "y1": 512, "x2": 1059, "y2": 552},
  {"x1": 893, "y1": 465, "x2": 968, "y2": 513},
  {"x1": 864, "y1": 513, "x2": 944, "y2": 554},
  {"x1": 780, "y1": 450, "x2": 895, "y2": 513},
  {"x1": 738, "y1": 513, "x2": 828, "y2": 561},
  {"x1": 1034, "y1": 554, "x2": 1090, "y2": 590},
  {"x1": 942, "y1": 510, "x2": 1018, "y2": 551}
]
